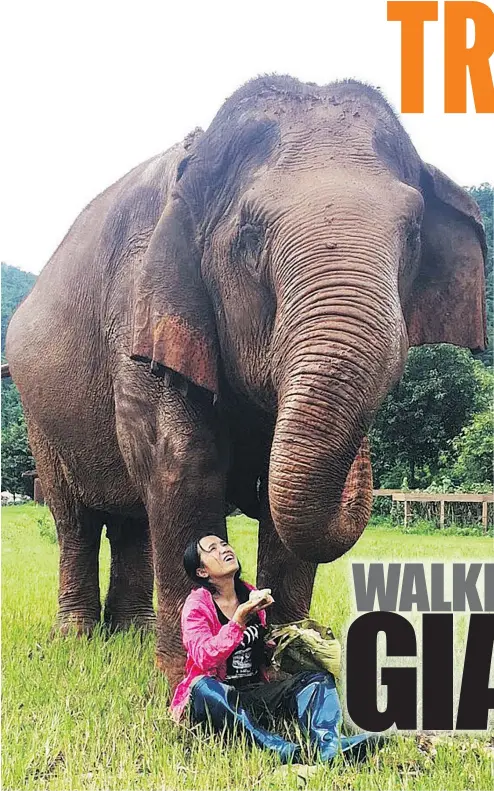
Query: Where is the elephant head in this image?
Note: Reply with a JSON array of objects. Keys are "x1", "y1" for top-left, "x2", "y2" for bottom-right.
[{"x1": 131, "y1": 76, "x2": 486, "y2": 563}]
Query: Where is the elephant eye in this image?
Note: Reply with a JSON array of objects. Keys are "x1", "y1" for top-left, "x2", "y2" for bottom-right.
[{"x1": 236, "y1": 223, "x2": 265, "y2": 273}]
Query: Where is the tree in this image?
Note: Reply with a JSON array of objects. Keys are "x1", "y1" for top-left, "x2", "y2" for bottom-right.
[
  {"x1": 453, "y1": 410, "x2": 494, "y2": 487},
  {"x1": 1, "y1": 262, "x2": 37, "y2": 426},
  {"x1": 1, "y1": 380, "x2": 23, "y2": 429},
  {"x1": 1, "y1": 418, "x2": 35, "y2": 496},
  {"x1": 370, "y1": 345, "x2": 484, "y2": 488},
  {"x1": 1, "y1": 262, "x2": 36, "y2": 355},
  {"x1": 1, "y1": 263, "x2": 38, "y2": 492}
]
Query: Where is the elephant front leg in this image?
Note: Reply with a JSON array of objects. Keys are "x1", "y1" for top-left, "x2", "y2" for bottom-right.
[
  {"x1": 256, "y1": 478, "x2": 317, "y2": 624},
  {"x1": 104, "y1": 514, "x2": 155, "y2": 632},
  {"x1": 147, "y1": 451, "x2": 227, "y2": 690},
  {"x1": 149, "y1": 521, "x2": 202, "y2": 690},
  {"x1": 117, "y1": 378, "x2": 228, "y2": 692}
]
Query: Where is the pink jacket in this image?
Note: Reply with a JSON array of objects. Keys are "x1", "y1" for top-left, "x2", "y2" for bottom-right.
[{"x1": 170, "y1": 582, "x2": 268, "y2": 722}]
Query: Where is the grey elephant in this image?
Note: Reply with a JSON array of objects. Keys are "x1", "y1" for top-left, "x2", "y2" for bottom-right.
[{"x1": 6, "y1": 75, "x2": 486, "y2": 689}]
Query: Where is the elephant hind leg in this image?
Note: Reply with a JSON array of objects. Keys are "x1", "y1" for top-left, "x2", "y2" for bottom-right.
[
  {"x1": 25, "y1": 418, "x2": 104, "y2": 635},
  {"x1": 103, "y1": 514, "x2": 155, "y2": 632}
]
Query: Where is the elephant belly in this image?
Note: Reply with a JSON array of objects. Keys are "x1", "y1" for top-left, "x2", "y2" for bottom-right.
[
  {"x1": 224, "y1": 403, "x2": 273, "y2": 520},
  {"x1": 22, "y1": 367, "x2": 142, "y2": 515}
]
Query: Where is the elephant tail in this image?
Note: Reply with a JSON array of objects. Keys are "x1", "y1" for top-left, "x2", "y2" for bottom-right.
[{"x1": 1, "y1": 363, "x2": 11, "y2": 378}]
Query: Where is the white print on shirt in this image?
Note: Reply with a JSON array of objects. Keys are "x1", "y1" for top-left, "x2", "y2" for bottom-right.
[
  {"x1": 228, "y1": 647, "x2": 253, "y2": 677},
  {"x1": 225, "y1": 623, "x2": 261, "y2": 679},
  {"x1": 240, "y1": 624, "x2": 260, "y2": 647}
]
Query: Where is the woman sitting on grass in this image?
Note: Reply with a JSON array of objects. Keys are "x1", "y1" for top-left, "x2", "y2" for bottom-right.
[{"x1": 170, "y1": 534, "x2": 374, "y2": 764}]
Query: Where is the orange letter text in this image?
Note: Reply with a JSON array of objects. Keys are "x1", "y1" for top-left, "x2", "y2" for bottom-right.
[
  {"x1": 445, "y1": 1, "x2": 494, "y2": 112},
  {"x1": 387, "y1": 1, "x2": 439, "y2": 112}
]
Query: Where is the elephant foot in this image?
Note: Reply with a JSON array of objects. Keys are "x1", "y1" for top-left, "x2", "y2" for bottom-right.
[
  {"x1": 103, "y1": 610, "x2": 156, "y2": 634},
  {"x1": 51, "y1": 613, "x2": 100, "y2": 638}
]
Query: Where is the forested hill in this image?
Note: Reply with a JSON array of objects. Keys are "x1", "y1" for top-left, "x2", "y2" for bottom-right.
[
  {"x1": 1, "y1": 263, "x2": 37, "y2": 356},
  {"x1": 1, "y1": 263, "x2": 38, "y2": 493}
]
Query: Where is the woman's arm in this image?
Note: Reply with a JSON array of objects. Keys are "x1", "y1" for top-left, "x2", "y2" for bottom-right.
[
  {"x1": 182, "y1": 602, "x2": 246, "y2": 672},
  {"x1": 182, "y1": 594, "x2": 273, "y2": 673}
]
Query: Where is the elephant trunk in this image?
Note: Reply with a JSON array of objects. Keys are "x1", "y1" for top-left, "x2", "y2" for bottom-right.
[
  {"x1": 269, "y1": 230, "x2": 406, "y2": 563},
  {"x1": 269, "y1": 381, "x2": 374, "y2": 563}
]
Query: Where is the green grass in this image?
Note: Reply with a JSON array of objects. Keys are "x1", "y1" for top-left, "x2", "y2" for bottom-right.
[{"x1": 2, "y1": 504, "x2": 493, "y2": 790}]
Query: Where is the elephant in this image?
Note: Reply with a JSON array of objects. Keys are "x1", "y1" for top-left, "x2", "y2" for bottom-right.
[{"x1": 5, "y1": 75, "x2": 486, "y2": 690}]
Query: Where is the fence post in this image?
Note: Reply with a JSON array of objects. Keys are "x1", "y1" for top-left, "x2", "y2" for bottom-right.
[
  {"x1": 34, "y1": 478, "x2": 45, "y2": 506},
  {"x1": 482, "y1": 500, "x2": 488, "y2": 535},
  {"x1": 404, "y1": 499, "x2": 410, "y2": 529},
  {"x1": 440, "y1": 499, "x2": 445, "y2": 529}
]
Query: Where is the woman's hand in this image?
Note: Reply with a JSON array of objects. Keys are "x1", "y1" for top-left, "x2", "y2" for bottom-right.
[{"x1": 232, "y1": 589, "x2": 274, "y2": 627}]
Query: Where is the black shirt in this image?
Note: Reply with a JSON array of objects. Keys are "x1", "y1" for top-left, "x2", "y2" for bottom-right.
[{"x1": 214, "y1": 600, "x2": 266, "y2": 688}]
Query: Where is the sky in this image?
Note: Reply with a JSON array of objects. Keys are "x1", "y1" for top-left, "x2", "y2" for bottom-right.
[{"x1": 2, "y1": 0, "x2": 493, "y2": 275}]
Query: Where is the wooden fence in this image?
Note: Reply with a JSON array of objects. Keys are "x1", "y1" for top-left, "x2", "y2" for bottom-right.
[{"x1": 373, "y1": 489, "x2": 493, "y2": 533}]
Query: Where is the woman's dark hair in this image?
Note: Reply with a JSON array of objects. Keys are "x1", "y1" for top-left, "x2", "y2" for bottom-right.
[{"x1": 183, "y1": 534, "x2": 247, "y2": 600}]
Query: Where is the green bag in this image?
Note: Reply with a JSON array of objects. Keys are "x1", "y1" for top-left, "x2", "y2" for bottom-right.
[{"x1": 266, "y1": 619, "x2": 341, "y2": 679}]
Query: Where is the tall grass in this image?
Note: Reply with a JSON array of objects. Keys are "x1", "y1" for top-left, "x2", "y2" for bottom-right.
[{"x1": 2, "y1": 504, "x2": 493, "y2": 790}]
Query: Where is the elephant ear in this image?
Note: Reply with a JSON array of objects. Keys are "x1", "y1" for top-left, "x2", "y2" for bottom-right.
[
  {"x1": 131, "y1": 194, "x2": 219, "y2": 394},
  {"x1": 405, "y1": 163, "x2": 487, "y2": 352}
]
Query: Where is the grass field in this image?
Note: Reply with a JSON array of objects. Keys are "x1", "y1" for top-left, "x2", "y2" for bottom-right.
[{"x1": 2, "y1": 504, "x2": 493, "y2": 790}]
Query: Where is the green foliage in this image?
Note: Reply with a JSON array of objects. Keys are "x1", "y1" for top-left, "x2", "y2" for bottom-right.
[
  {"x1": 368, "y1": 514, "x2": 491, "y2": 537},
  {"x1": 1, "y1": 263, "x2": 37, "y2": 492},
  {"x1": 36, "y1": 511, "x2": 57, "y2": 543},
  {"x1": 370, "y1": 345, "x2": 483, "y2": 487},
  {"x1": 1, "y1": 261, "x2": 36, "y2": 355},
  {"x1": 453, "y1": 409, "x2": 494, "y2": 487},
  {"x1": 1, "y1": 418, "x2": 35, "y2": 495},
  {"x1": 1, "y1": 395, "x2": 34, "y2": 493},
  {"x1": 1, "y1": 379, "x2": 23, "y2": 429},
  {"x1": 471, "y1": 357, "x2": 494, "y2": 405}
]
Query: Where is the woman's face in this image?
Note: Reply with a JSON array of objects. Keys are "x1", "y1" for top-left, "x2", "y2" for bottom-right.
[{"x1": 196, "y1": 535, "x2": 240, "y2": 582}]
